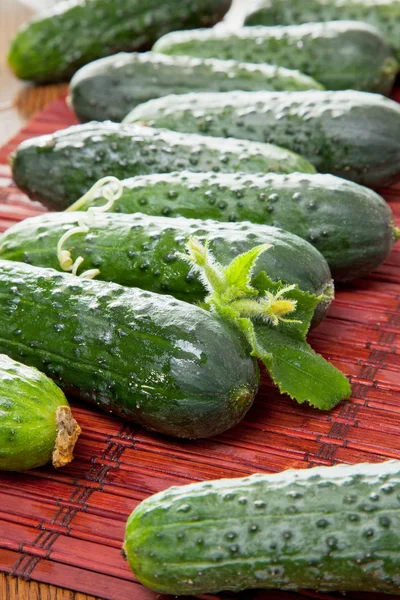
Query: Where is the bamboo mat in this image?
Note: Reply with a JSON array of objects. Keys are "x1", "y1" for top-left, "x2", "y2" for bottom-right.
[{"x1": 0, "y1": 96, "x2": 399, "y2": 600}]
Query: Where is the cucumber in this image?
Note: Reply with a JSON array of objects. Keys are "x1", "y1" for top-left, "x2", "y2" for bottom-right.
[
  {"x1": 153, "y1": 21, "x2": 398, "y2": 94},
  {"x1": 67, "y1": 171, "x2": 399, "y2": 282},
  {"x1": 0, "y1": 354, "x2": 81, "y2": 471},
  {"x1": 7, "y1": 0, "x2": 230, "y2": 83},
  {"x1": 125, "y1": 90, "x2": 400, "y2": 188},
  {"x1": 237, "y1": 0, "x2": 400, "y2": 63},
  {"x1": 69, "y1": 51, "x2": 323, "y2": 123},
  {"x1": 10, "y1": 122, "x2": 316, "y2": 209},
  {"x1": 0, "y1": 260, "x2": 258, "y2": 439},
  {"x1": 124, "y1": 460, "x2": 400, "y2": 595},
  {"x1": 0, "y1": 213, "x2": 333, "y2": 326}
]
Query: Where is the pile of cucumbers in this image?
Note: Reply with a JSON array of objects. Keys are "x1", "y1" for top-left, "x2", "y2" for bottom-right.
[{"x1": 3, "y1": 0, "x2": 400, "y2": 596}]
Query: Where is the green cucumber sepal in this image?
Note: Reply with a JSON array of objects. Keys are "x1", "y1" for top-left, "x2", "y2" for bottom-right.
[{"x1": 180, "y1": 237, "x2": 351, "y2": 411}]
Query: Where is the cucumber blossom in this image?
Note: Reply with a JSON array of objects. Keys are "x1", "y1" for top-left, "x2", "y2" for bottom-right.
[
  {"x1": 153, "y1": 21, "x2": 398, "y2": 94},
  {"x1": 10, "y1": 122, "x2": 316, "y2": 209},
  {"x1": 0, "y1": 354, "x2": 81, "y2": 471},
  {"x1": 124, "y1": 460, "x2": 400, "y2": 595},
  {"x1": 70, "y1": 51, "x2": 323, "y2": 123},
  {"x1": 125, "y1": 90, "x2": 400, "y2": 188}
]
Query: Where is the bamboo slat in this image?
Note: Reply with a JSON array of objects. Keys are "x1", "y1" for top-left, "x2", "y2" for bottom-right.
[{"x1": 0, "y1": 98, "x2": 399, "y2": 600}]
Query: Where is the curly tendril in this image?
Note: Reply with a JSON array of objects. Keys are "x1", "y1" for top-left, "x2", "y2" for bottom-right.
[
  {"x1": 57, "y1": 177, "x2": 123, "y2": 278},
  {"x1": 65, "y1": 176, "x2": 123, "y2": 213}
]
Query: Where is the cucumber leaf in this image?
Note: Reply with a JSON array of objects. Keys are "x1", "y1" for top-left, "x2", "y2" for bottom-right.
[
  {"x1": 222, "y1": 243, "x2": 271, "y2": 300},
  {"x1": 231, "y1": 277, "x2": 351, "y2": 410},
  {"x1": 252, "y1": 325, "x2": 352, "y2": 410}
]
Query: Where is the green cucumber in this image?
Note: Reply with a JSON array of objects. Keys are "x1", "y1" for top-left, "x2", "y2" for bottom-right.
[
  {"x1": 0, "y1": 260, "x2": 258, "y2": 439},
  {"x1": 0, "y1": 354, "x2": 81, "y2": 471},
  {"x1": 237, "y1": 0, "x2": 400, "y2": 63},
  {"x1": 70, "y1": 171, "x2": 399, "y2": 282},
  {"x1": 7, "y1": 0, "x2": 230, "y2": 83},
  {"x1": 69, "y1": 51, "x2": 323, "y2": 123},
  {"x1": 124, "y1": 460, "x2": 400, "y2": 595},
  {"x1": 0, "y1": 213, "x2": 333, "y2": 326},
  {"x1": 125, "y1": 90, "x2": 400, "y2": 188},
  {"x1": 10, "y1": 122, "x2": 316, "y2": 209},
  {"x1": 153, "y1": 21, "x2": 398, "y2": 94}
]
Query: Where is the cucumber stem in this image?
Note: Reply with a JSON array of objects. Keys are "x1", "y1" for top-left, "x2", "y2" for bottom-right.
[{"x1": 52, "y1": 405, "x2": 81, "y2": 468}]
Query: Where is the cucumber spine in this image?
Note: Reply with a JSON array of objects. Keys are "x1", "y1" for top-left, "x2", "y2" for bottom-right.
[
  {"x1": 0, "y1": 212, "x2": 333, "y2": 325},
  {"x1": 8, "y1": 0, "x2": 230, "y2": 82},
  {"x1": 65, "y1": 171, "x2": 398, "y2": 282},
  {"x1": 124, "y1": 460, "x2": 400, "y2": 595},
  {"x1": 238, "y1": 0, "x2": 400, "y2": 63},
  {"x1": 10, "y1": 122, "x2": 316, "y2": 208},
  {"x1": 70, "y1": 51, "x2": 323, "y2": 123},
  {"x1": 0, "y1": 260, "x2": 259, "y2": 439},
  {"x1": 153, "y1": 21, "x2": 398, "y2": 94},
  {"x1": 125, "y1": 90, "x2": 400, "y2": 188}
]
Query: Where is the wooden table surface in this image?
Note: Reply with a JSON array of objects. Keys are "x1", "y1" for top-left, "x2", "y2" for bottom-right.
[
  {"x1": 0, "y1": 0, "x2": 67, "y2": 146},
  {"x1": 0, "y1": 574, "x2": 100, "y2": 600},
  {"x1": 0, "y1": 2, "x2": 98, "y2": 598}
]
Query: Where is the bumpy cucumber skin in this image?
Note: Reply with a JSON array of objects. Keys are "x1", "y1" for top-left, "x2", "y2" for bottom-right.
[
  {"x1": 125, "y1": 460, "x2": 400, "y2": 595},
  {"x1": 153, "y1": 21, "x2": 398, "y2": 94},
  {"x1": 0, "y1": 260, "x2": 258, "y2": 439},
  {"x1": 8, "y1": 0, "x2": 230, "y2": 83},
  {"x1": 0, "y1": 354, "x2": 68, "y2": 471},
  {"x1": 11, "y1": 123, "x2": 316, "y2": 208},
  {"x1": 0, "y1": 213, "x2": 333, "y2": 326},
  {"x1": 70, "y1": 51, "x2": 323, "y2": 123},
  {"x1": 240, "y1": 0, "x2": 400, "y2": 62},
  {"x1": 67, "y1": 171, "x2": 397, "y2": 282},
  {"x1": 127, "y1": 90, "x2": 400, "y2": 188}
]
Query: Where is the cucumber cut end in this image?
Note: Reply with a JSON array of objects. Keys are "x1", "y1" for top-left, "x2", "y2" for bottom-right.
[
  {"x1": 393, "y1": 226, "x2": 400, "y2": 241},
  {"x1": 52, "y1": 405, "x2": 81, "y2": 468}
]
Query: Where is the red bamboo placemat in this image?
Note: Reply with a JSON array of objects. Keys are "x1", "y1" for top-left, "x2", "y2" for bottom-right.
[{"x1": 0, "y1": 95, "x2": 399, "y2": 600}]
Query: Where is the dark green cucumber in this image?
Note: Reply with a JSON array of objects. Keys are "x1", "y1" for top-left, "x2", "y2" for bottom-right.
[
  {"x1": 236, "y1": 0, "x2": 400, "y2": 63},
  {"x1": 0, "y1": 213, "x2": 333, "y2": 326},
  {"x1": 126, "y1": 90, "x2": 400, "y2": 188},
  {"x1": 153, "y1": 21, "x2": 398, "y2": 94},
  {"x1": 70, "y1": 51, "x2": 323, "y2": 123},
  {"x1": 7, "y1": 0, "x2": 230, "y2": 83},
  {"x1": 124, "y1": 460, "x2": 400, "y2": 595},
  {"x1": 0, "y1": 260, "x2": 258, "y2": 439},
  {"x1": 68, "y1": 171, "x2": 399, "y2": 282},
  {"x1": 0, "y1": 354, "x2": 81, "y2": 471},
  {"x1": 10, "y1": 122, "x2": 316, "y2": 209}
]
